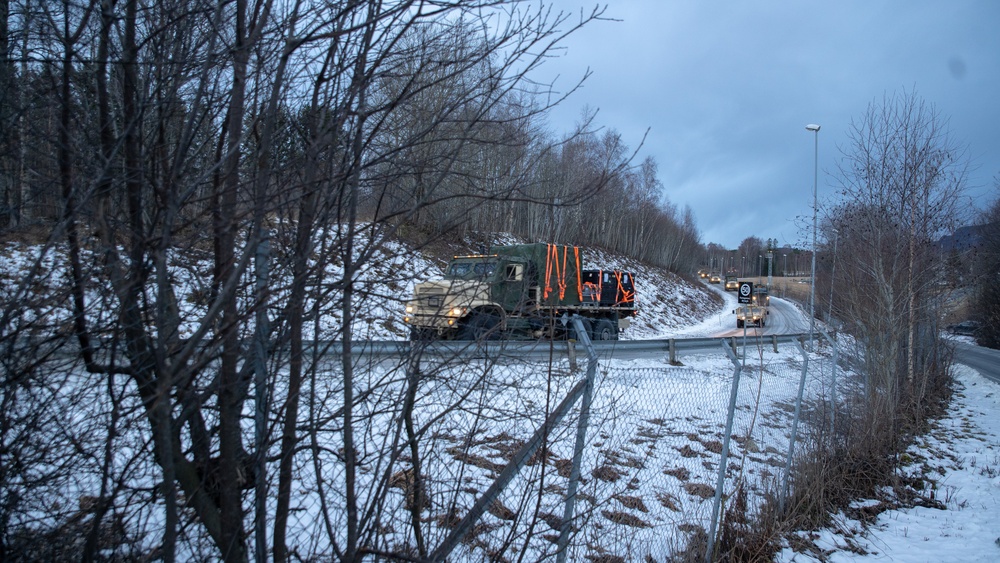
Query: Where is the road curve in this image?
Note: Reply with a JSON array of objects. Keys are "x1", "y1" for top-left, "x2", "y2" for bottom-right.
[{"x1": 953, "y1": 341, "x2": 1000, "y2": 385}]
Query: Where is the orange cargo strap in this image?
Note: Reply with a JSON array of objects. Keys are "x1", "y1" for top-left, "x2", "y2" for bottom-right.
[
  {"x1": 615, "y1": 271, "x2": 635, "y2": 305},
  {"x1": 574, "y1": 247, "x2": 582, "y2": 302},
  {"x1": 544, "y1": 244, "x2": 555, "y2": 300},
  {"x1": 559, "y1": 245, "x2": 568, "y2": 299},
  {"x1": 544, "y1": 244, "x2": 581, "y2": 301}
]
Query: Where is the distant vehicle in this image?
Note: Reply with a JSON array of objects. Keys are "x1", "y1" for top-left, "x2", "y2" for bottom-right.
[
  {"x1": 948, "y1": 320, "x2": 979, "y2": 336},
  {"x1": 724, "y1": 275, "x2": 739, "y2": 291},
  {"x1": 709, "y1": 273, "x2": 722, "y2": 284},
  {"x1": 735, "y1": 304, "x2": 767, "y2": 328},
  {"x1": 698, "y1": 269, "x2": 709, "y2": 279},
  {"x1": 752, "y1": 287, "x2": 770, "y2": 306}
]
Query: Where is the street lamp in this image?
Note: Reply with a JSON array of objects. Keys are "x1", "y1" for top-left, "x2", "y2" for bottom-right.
[
  {"x1": 806, "y1": 123, "x2": 820, "y2": 349},
  {"x1": 783, "y1": 253, "x2": 788, "y2": 297}
]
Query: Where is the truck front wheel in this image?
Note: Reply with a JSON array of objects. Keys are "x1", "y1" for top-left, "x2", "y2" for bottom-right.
[{"x1": 459, "y1": 311, "x2": 502, "y2": 341}]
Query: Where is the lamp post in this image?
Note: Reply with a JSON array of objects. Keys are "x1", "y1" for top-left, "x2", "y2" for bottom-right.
[
  {"x1": 783, "y1": 253, "x2": 788, "y2": 297},
  {"x1": 806, "y1": 123, "x2": 820, "y2": 349}
]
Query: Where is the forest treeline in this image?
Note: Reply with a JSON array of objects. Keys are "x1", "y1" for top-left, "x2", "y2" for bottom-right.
[
  {"x1": 0, "y1": 2, "x2": 704, "y2": 561},
  {"x1": 0, "y1": 1, "x2": 701, "y2": 273}
]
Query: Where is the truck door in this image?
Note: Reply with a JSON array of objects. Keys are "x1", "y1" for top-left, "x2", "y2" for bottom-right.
[{"x1": 492, "y1": 260, "x2": 531, "y2": 312}]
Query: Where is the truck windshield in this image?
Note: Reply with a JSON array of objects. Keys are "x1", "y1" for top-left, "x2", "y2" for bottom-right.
[{"x1": 446, "y1": 260, "x2": 497, "y2": 280}]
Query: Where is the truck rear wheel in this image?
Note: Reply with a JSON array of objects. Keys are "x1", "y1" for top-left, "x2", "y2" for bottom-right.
[{"x1": 593, "y1": 319, "x2": 617, "y2": 341}]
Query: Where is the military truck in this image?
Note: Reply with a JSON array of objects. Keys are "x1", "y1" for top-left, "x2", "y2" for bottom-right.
[
  {"x1": 735, "y1": 286, "x2": 770, "y2": 328},
  {"x1": 752, "y1": 286, "x2": 770, "y2": 306},
  {"x1": 724, "y1": 274, "x2": 739, "y2": 291},
  {"x1": 736, "y1": 304, "x2": 767, "y2": 328},
  {"x1": 404, "y1": 243, "x2": 637, "y2": 340}
]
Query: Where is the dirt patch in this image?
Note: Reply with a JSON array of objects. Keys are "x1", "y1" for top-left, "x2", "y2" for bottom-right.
[
  {"x1": 446, "y1": 446, "x2": 504, "y2": 474},
  {"x1": 612, "y1": 493, "x2": 649, "y2": 513},
  {"x1": 664, "y1": 466, "x2": 691, "y2": 481},
  {"x1": 656, "y1": 491, "x2": 681, "y2": 511},
  {"x1": 684, "y1": 482, "x2": 715, "y2": 500},
  {"x1": 488, "y1": 500, "x2": 516, "y2": 521},
  {"x1": 601, "y1": 509, "x2": 651, "y2": 528},
  {"x1": 591, "y1": 464, "x2": 623, "y2": 483}
]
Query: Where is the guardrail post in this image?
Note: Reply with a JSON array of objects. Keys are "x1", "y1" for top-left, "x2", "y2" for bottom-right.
[
  {"x1": 772, "y1": 335, "x2": 778, "y2": 353},
  {"x1": 668, "y1": 338, "x2": 677, "y2": 365}
]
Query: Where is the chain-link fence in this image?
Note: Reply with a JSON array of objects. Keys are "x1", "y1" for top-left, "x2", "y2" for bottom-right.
[
  {"x1": 386, "y1": 330, "x2": 841, "y2": 562},
  {"x1": 0, "y1": 330, "x2": 839, "y2": 562}
]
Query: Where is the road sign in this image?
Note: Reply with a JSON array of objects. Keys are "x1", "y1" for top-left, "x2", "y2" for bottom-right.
[{"x1": 738, "y1": 282, "x2": 753, "y2": 304}]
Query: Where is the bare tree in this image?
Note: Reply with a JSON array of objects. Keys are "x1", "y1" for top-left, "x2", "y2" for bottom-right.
[
  {"x1": 830, "y1": 89, "x2": 966, "y2": 410},
  {"x1": 1, "y1": 0, "x2": 624, "y2": 560}
]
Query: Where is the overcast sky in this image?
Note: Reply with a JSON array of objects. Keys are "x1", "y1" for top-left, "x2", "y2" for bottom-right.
[{"x1": 532, "y1": 1, "x2": 1000, "y2": 249}]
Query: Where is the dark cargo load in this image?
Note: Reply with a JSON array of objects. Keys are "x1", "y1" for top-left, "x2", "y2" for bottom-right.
[{"x1": 581, "y1": 269, "x2": 636, "y2": 308}]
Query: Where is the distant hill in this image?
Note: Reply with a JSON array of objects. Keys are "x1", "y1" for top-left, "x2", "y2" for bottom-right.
[{"x1": 938, "y1": 224, "x2": 987, "y2": 252}]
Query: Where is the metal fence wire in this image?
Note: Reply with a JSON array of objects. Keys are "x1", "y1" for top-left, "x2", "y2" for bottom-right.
[
  {"x1": 413, "y1": 335, "x2": 838, "y2": 563},
  {"x1": 398, "y1": 331, "x2": 838, "y2": 563},
  {"x1": 0, "y1": 330, "x2": 836, "y2": 562}
]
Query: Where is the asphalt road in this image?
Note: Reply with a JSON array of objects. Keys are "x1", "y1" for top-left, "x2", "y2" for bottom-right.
[
  {"x1": 953, "y1": 341, "x2": 1000, "y2": 384},
  {"x1": 703, "y1": 280, "x2": 811, "y2": 338}
]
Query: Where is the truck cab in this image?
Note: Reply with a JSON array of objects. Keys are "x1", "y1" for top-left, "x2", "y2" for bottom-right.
[{"x1": 405, "y1": 254, "x2": 532, "y2": 337}]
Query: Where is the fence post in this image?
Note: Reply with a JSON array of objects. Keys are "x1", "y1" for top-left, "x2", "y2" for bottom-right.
[
  {"x1": 556, "y1": 317, "x2": 598, "y2": 563},
  {"x1": 820, "y1": 330, "x2": 838, "y2": 433},
  {"x1": 430, "y1": 317, "x2": 596, "y2": 563},
  {"x1": 669, "y1": 338, "x2": 677, "y2": 365},
  {"x1": 781, "y1": 340, "x2": 810, "y2": 511},
  {"x1": 706, "y1": 341, "x2": 743, "y2": 563}
]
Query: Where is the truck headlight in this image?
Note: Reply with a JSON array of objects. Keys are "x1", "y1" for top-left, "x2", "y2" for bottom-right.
[
  {"x1": 448, "y1": 307, "x2": 466, "y2": 317},
  {"x1": 405, "y1": 304, "x2": 414, "y2": 313}
]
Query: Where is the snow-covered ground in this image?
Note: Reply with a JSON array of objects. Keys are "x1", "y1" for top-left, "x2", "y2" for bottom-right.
[
  {"x1": 3, "y1": 236, "x2": 998, "y2": 561},
  {"x1": 776, "y1": 356, "x2": 1000, "y2": 562}
]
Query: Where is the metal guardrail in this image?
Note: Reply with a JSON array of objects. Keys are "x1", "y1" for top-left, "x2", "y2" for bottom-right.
[
  {"x1": 35, "y1": 333, "x2": 814, "y2": 363},
  {"x1": 305, "y1": 333, "x2": 813, "y2": 361}
]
